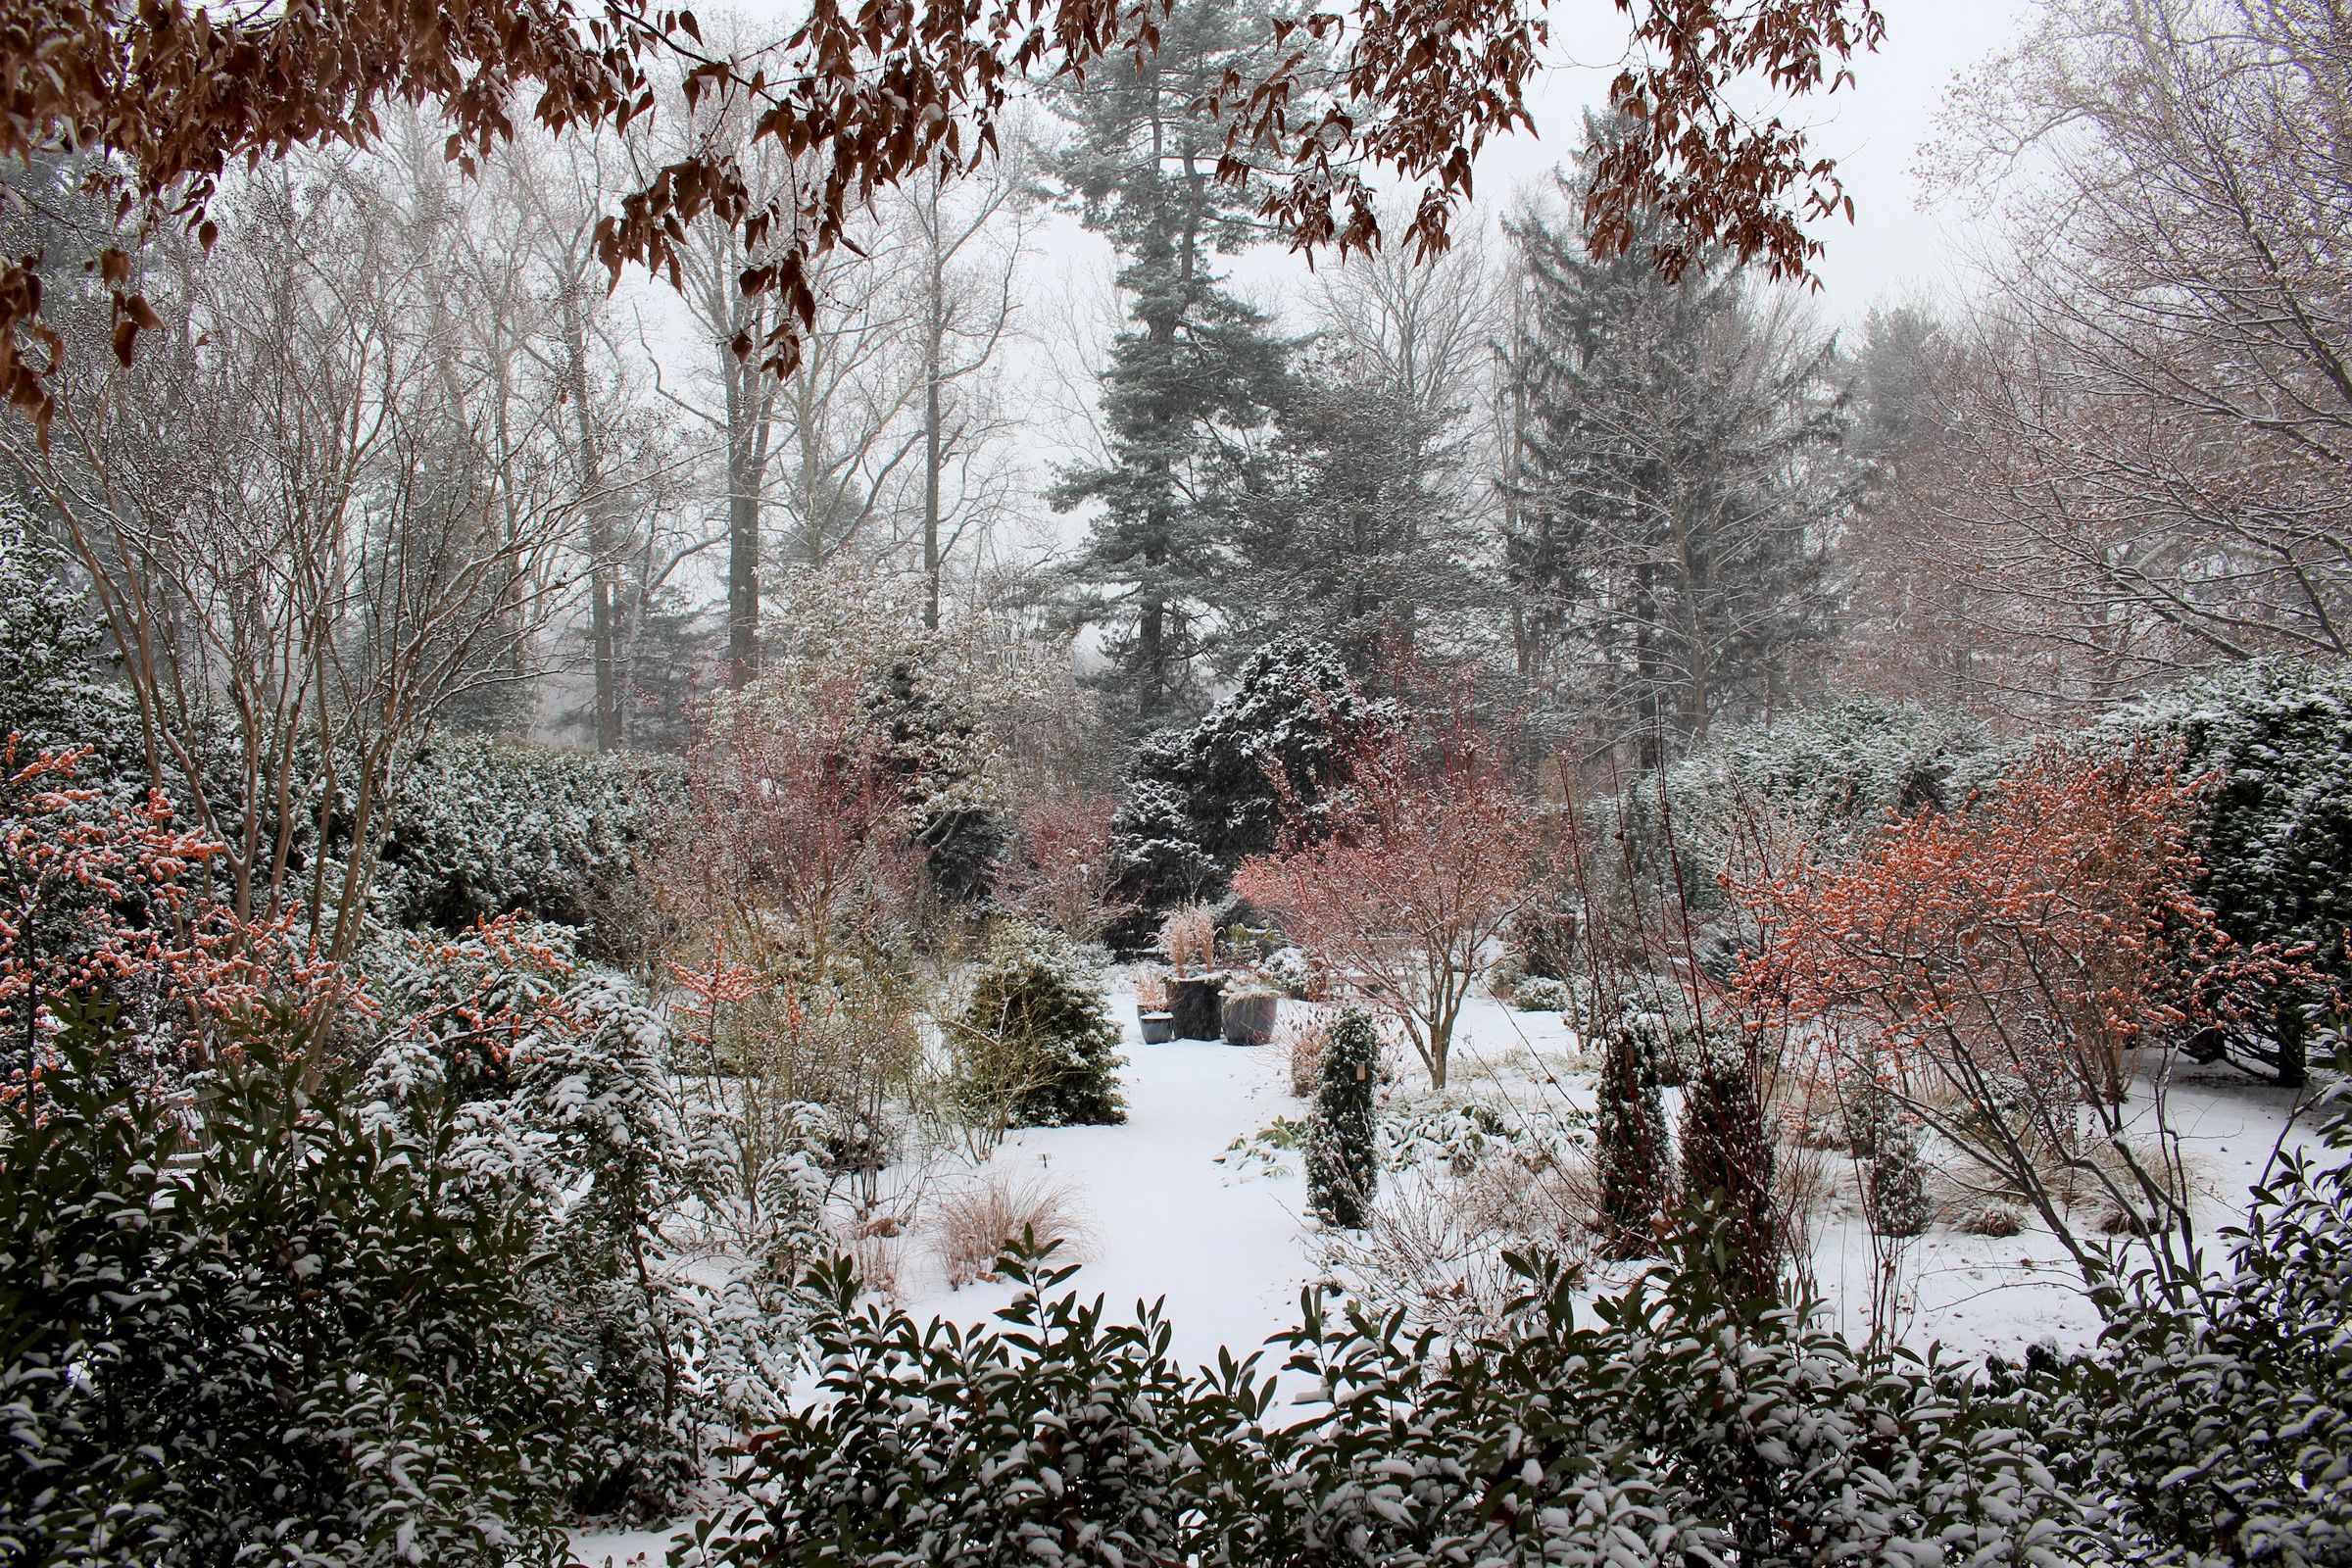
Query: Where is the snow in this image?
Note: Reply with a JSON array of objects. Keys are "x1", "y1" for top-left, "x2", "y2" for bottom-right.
[
  {"x1": 891, "y1": 1014, "x2": 1315, "y2": 1371},
  {"x1": 574, "y1": 974, "x2": 2321, "y2": 1561}
]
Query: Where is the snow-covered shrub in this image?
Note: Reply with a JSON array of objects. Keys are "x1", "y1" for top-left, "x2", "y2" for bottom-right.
[
  {"x1": 1867, "y1": 1114, "x2": 1932, "y2": 1239},
  {"x1": 1678, "y1": 1032, "x2": 1783, "y2": 1297},
  {"x1": 684, "y1": 1246, "x2": 1224, "y2": 1568},
  {"x1": 1994, "y1": 1027, "x2": 2352, "y2": 1562},
  {"x1": 0, "y1": 744, "x2": 340, "y2": 1110},
  {"x1": 1732, "y1": 742, "x2": 2298, "y2": 1297},
  {"x1": 375, "y1": 733, "x2": 676, "y2": 960},
  {"x1": 1601, "y1": 693, "x2": 1986, "y2": 917},
  {"x1": 1593, "y1": 1012, "x2": 1673, "y2": 1256},
  {"x1": 1262, "y1": 943, "x2": 1315, "y2": 999},
  {"x1": 0, "y1": 503, "x2": 138, "y2": 772},
  {"x1": 1306, "y1": 1006, "x2": 1380, "y2": 1228},
  {"x1": 954, "y1": 922, "x2": 1125, "y2": 1128},
  {"x1": 1257, "y1": 1244, "x2": 2090, "y2": 1567},
  {"x1": 0, "y1": 1010, "x2": 577, "y2": 1565},
  {"x1": 362, "y1": 915, "x2": 822, "y2": 1518},
  {"x1": 1504, "y1": 892, "x2": 1579, "y2": 982},
  {"x1": 1108, "y1": 636, "x2": 1395, "y2": 919},
  {"x1": 690, "y1": 1238, "x2": 2096, "y2": 1567},
  {"x1": 2098, "y1": 659, "x2": 2352, "y2": 1079},
  {"x1": 1510, "y1": 974, "x2": 1571, "y2": 1012}
]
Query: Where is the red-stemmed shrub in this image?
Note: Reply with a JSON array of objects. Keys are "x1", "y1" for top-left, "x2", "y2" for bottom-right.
[{"x1": 1235, "y1": 694, "x2": 1547, "y2": 1090}]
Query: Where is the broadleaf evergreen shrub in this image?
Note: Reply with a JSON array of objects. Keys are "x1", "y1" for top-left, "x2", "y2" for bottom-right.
[
  {"x1": 0, "y1": 1009, "x2": 577, "y2": 1566},
  {"x1": 1990, "y1": 1026, "x2": 2352, "y2": 1563},
  {"x1": 690, "y1": 1239, "x2": 2096, "y2": 1566}
]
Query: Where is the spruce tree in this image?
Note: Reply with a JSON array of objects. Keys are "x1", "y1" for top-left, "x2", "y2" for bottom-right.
[
  {"x1": 1307, "y1": 1006, "x2": 1381, "y2": 1228},
  {"x1": 1046, "y1": 0, "x2": 1296, "y2": 729},
  {"x1": 1222, "y1": 347, "x2": 1486, "y2": 674},
  {"x1": 1503, "y1": 116, "x2": 1849, "y2": 766}
]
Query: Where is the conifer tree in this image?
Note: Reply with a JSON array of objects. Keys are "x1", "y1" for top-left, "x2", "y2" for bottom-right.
[
  {"x1": 1504, "y1": 118, "x2": 1849, "y2": 766},
  {"x1": 1046, "y1": 0, "x2": 1296, "y2": 728}
]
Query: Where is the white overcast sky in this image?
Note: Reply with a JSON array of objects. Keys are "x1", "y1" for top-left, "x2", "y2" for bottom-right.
[
  {"x1": 646, "y1": 0, "x2": 2043, "y2": 569},
  {"x1": 1005, "y1": 0, "x2": 2042, "y2": 327}
]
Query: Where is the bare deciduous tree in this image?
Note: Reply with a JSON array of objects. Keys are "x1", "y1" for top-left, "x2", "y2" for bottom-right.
[{"x1": 1914, "y1": 0, "x2": 2352, "y2": 708}]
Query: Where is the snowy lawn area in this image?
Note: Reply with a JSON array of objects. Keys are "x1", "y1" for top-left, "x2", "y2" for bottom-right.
[{"x1": 575, "y1": 978, "x2": 2320, "y2": 1564}]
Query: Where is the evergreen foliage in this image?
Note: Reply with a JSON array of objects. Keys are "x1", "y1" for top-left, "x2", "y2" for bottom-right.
[
  {"x1": 958, "y1": 922, "x2": 1127, "y2": 1127},
  {"x1": 1222, "y1": 348, "x2": 1487, "y2": 672},
  {"x1": 2099, "y1": 659, "x2": 2352, "y2": 1079},
  {"x1": 375, "y1": 734, "x2": 678, "y2": 961},
  {"x1": 1991, "y1": 1029, "x2": 2352, "y2": 1563},
  {"x1": 1109, "y1": 636, "x2": 1389, "y2": 914},
  {"x1": 690, "y1": 1236, "x2": 2093, "y2": 1567},
  {"x1": 1675, "y1": 1034, "x2": 1782, "y2": 1298},
  {"x1": 0, "y1": 1010, "x2": 577, "y2": 1566},
  {"x1": 1504, "y1": 117, "x2": 1847, "y2": 764},
  {"x1": 1594, "y1": 1010, "x2": 1673, "y2": 1257},
  {"x1": 0, "y1": 502, "x2": 136, "y2": 771},
  {"x1": 1045, "y1": 0, "x2": 1296, "y2": 727},
  {"x1": 1868, "y1": 1114, "x2": 1932, "y2": 1239},
  {"x1": 683, "y1": 1247, "x2": 1224, "y2": 1568},
  {"x1": 360, "y1": 916, "x2": 824, "y2": 1518},
  {"x1": 1306, "y1": 1005, "x2": 1381, "y2": 1228}
]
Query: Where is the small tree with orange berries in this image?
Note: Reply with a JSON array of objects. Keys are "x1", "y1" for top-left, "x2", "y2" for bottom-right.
[{"x1": 1733, "y1": 743, "x2": 2305, "y2": 1300}]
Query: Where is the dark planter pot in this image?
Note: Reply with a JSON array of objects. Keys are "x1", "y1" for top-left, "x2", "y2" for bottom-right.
[
  {"x1": 1221, "y1": 990, "x2": 1278, "y2": 1046},
  {"x1": 1138, "y1": 1010, "x2": 1176, "y2": 1044},
  {"x1": 1168, "y1": 973, "x2": 1226, "y2": 1041}
]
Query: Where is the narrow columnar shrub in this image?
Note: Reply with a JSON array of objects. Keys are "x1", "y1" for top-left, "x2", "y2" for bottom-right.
[
  {"x1": 1307, "y1": 1006, "x2": 1381, "y2": 1228},
  {"x1": 1869, "y1": 1114, "x2": 1932, "y2": 1239},
  {"x1": 1593, "y1": 1016, "x2": 1672, "y2": 1256},
  {"x1": 1678, "y1": 1035, "x2": 1782, "y2": 1298}
]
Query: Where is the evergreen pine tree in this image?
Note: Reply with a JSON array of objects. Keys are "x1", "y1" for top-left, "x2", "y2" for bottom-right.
[
  {"x1": 1307, "y1": 1006, "x2": 1380, "y2": 1228},
  {"x1": 1046, "y1": 0, "x2": 1296, "y2": 728},
  {"x1": 1503, "y1": 116, "x2": 1849, "y2": 766}
]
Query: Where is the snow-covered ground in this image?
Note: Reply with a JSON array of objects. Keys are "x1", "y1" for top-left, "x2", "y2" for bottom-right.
[
  {"x1": 887, "y1": 1012, "x2": 1313, "y2": 1367},
  {"x1": 574, "y1": 977, "x2": 2318, "y2": 1564}
]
